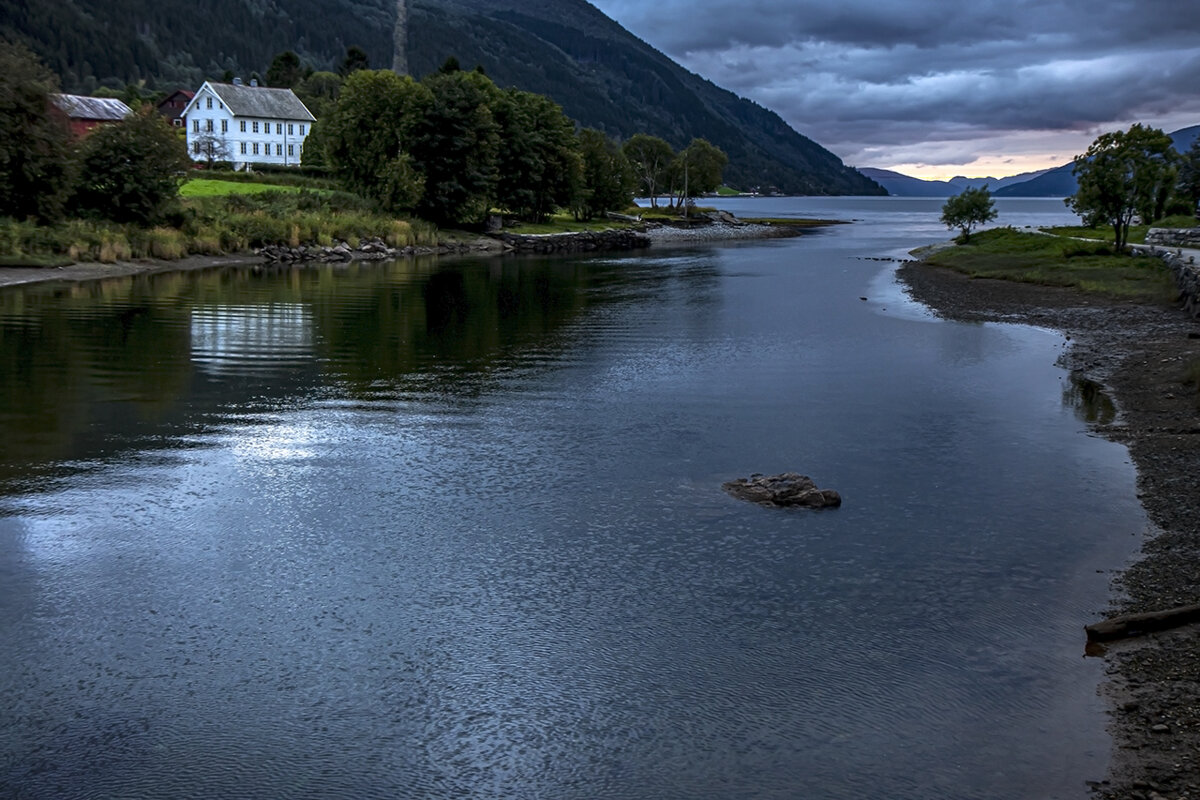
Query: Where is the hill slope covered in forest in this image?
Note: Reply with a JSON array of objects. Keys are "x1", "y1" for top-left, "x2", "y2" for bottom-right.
[{"x1": 1, "y1": 0, "x2": 883, "y2": 195}]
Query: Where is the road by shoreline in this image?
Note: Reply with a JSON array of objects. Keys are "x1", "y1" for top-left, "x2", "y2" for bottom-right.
[{"x1": 898, "y1": 259, "x2": 1200, "y2": 800}]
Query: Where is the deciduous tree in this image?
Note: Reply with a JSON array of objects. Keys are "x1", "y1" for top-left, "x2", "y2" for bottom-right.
[
  {"x1": 668, "y1": 138, "x2": 727, "y2": 210},
  {"x1": 493, "y1": 89, "x2": 580, "y2": 223},
  {"x1": 622, "y1": 134, "x2": 674, "y2": 208},
  {"x1": 72, "y1": 106, "x2": 191, "y2": 225},
  {"x1": 940, "y1": 185, "x2": 997, "y2": 242},
  {"x1": 574, "y1": 128, "x2": 634, "y2": 220},
  {"x1": 1066, "y1": 124, "x2": 1178, "y2": 251},
  {"x1": 410, "y1": 69, "x2": 501, "y2": 226},
  {"x1": 0, "y1": 42, "x2": 75, "y2": 222},
  {"x1": 321, "y1": 69, "x2": 429, "y2": 212}
]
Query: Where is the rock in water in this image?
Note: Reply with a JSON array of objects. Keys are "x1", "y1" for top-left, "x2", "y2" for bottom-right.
[{"x1": 722, "y1": 472, "x2": 842, "y2": 509}]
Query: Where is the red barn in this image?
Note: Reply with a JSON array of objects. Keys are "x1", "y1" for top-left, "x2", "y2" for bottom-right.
[
  {"x1": 51, "y1": 94, "x2": 132, "y2": 137},
  {"x1": 157, "y1": 89, "x2": 194, "y2": 127}
]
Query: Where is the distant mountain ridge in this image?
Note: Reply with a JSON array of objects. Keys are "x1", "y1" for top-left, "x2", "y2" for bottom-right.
[
  {"x1": 992, "y1": 124, "x2": 1199, "y2": 198},
  {"x1": 2, "y1": 0, "x2": 884, "y2": 195},
  {"x1": 864, "y1": 124, "x2": 1198, "y2": 198},
  {"x1": 858, "y1": 167, "x2": 1052, "y2": 197}
]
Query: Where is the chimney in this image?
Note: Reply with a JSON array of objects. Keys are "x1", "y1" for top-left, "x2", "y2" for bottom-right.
[{"x1": 232, "y1": 77, "x2": 243, "y2": 86}]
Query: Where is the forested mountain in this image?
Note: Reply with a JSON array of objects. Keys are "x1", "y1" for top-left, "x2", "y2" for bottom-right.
[{"x1": 1, "y1": 0, "x2": 883, "y2": 195}]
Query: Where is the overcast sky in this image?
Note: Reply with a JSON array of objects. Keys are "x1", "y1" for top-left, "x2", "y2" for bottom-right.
[{"x1": 589, "y1": 0, "x2": 1200, "y2": 179}]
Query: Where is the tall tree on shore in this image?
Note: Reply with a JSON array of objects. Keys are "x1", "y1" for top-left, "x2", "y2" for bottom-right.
[
  {"x1": 0, "y1": 42, "x2": 75, "y2": 222},
  {"x1": 667, "y1": 138, "x2": 727, "y2": 209},
  {"x1": 410, "y1": 69, "x2": 502, "y2": 225},
  {"x1": 940, "y1": 185, "x2": 997, "y2": 242},
  {"x1": 574, "y1": 128, "x2": 634, "y2": 220},
  {"x1": 1067, "y1": 124, "x2": 1178, "y2": 251},
  {"x1": 622, "y1": 134, "x2": 674, "y2": 208},
  {"x1": 493, "y1": 89, "x2": 580, "y2": 223},
  {"x1": 321, "y1": 69, "x2": 429, "y2": 212}
]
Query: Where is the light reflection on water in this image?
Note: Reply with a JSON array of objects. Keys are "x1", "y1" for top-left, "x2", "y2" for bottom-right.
[{"x1": 0, "y1": 198, "x2": 1144, "y2": 799}]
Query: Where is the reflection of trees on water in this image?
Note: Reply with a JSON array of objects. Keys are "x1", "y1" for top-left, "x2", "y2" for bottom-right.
[
  {"x1": 1063, "y1": 374, "x2": 1117, "y2": 425},
  {"x1": 0, "y1": 253, "x2": 719, "y2": 487}
]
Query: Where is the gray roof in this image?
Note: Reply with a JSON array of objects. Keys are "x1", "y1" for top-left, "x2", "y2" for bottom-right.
[
  {"x1": 52, "y1": 94, "x2": 132, "y2": 121},
  {"x1": 206, "y1": 83, "x2": 315, "y2": 122}
]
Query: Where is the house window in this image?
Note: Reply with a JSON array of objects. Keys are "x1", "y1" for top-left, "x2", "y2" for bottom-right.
[
  {"x1": 276, "y1": 144, "x2": 283, "y2": 156},
  {"x1": 193, "y1": 119, "x2": 199, "y2": 132},
  {"x1": 240, "y1": 120, "x2": 246, "y2": 133},
  {"x1": 288, "y1": 144, "x2": 294, "y2": 157},
  {"x1": 221, "y1": 120, "x2": 228, "y2": 133},
  {"x1": 206, "y1": 97, "x2": 212, "y2": 109},
  {"x1": 240, "y1": 142, "x2": 247, "y2": 154},
  {"x1": 252, "y1": 143, "x2": 259, "y2": 155},
  {"x1": 205, "y1": 119, "x2": 213, "y2": 132},
  {"x1": 193, "y1": 142, "x2": 200, "y2": 154},
  {"x1": 287, "y1": 124, "x2": 294, "y2": 136},
  {"x1": 173, "y1": 119, "x2": 181, "y2": 127},
  {"x1": 299, "y1": 124, "x2": 305, "y2": 135},
  {"x1": 252, "y1": 121, "x2": 259, "y2": 133},
  {"x1": 276, "y1": 123, "x2": 282, "y2": 135}
]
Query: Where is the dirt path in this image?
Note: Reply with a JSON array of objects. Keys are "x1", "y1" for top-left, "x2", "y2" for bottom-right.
[{"x1": 898, "y1": 260, "x2": 1200, "y2": 799}]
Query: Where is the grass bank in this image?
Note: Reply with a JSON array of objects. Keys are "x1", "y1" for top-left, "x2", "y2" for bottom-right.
[
  {"x1": 0, "y1": 190, "x2": 437, "y2": 265},
  {"x1": 180, "y1": 179, "x2": 305, "y2": 198},
  {"x1": 923, "y1": 227, "x2": 1179, "y2": 302},
  {"x1": 1040, "y1": 214, "x2": 1198, "y2": 245}
]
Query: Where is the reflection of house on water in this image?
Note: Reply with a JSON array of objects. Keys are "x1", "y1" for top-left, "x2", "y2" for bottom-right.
[{"x1": 190, "y1": 304, "x2": 314, "y2": 376}]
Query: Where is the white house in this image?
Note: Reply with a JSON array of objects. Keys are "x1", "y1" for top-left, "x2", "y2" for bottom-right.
[{"x1": 182, "y1": 79, "x2": 316, "y2": 168}]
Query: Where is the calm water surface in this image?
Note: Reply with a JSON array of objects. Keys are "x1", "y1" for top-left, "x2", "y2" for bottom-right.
[{"x1": 0, "y1": 198, "x2": 1146, "y2": 798}]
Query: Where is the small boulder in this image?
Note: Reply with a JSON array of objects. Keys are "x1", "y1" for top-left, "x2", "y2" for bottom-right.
[{"x1": 723, "y1": 472, "x2": 842, "y2": 509}]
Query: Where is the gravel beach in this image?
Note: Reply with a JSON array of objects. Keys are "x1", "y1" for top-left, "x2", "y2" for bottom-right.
[{"x1": 898, "y1": 259, "x2": 1200, "y2": 800}]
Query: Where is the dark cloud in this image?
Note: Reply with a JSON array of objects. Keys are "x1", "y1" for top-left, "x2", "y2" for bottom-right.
[{"x1": 591, "y1": 0, "x2": 1200, "y2": 173}]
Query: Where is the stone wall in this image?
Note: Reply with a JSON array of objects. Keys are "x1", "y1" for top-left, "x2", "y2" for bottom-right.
[
  {"x1": 1146, "y1": 246, "x2": 1200, "y2": 319},
  {"x1": 1145, "y1": 227, "x2": 1200, "y2": 248},
  {"x1": 496, "y1": 229, "x2": 651, "y2": 254}
]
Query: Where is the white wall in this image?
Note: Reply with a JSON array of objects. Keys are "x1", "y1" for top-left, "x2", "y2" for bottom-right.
[{"x1": 184, "y1": 85, "x2": 311, "y2": 167}]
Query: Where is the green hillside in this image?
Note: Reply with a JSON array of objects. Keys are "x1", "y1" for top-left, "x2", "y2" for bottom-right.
[{"x1": 2, "y1": 0, "x2": 883, "y2": 195}]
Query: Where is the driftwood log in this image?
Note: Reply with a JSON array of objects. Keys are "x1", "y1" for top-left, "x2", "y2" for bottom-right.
[{"x1": 1085, "y1": 604, "x2": 1200, "y2": 642}]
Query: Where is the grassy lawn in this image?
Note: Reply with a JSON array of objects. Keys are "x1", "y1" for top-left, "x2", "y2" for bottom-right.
[
  {"x1": 925, "y1": 227, "x2": 1179, "y2": 302},
  {"x1": 1041, "y1": 214, "x2": 1198, "y2": 245},
  {"x1": 180, "y1": 179, "x2": 303, "y2": 198}
]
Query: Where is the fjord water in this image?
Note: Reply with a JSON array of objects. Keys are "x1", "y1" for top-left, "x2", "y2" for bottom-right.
[{"x1": 0, "y1": 198, "x2": 1144, "y2": 798}]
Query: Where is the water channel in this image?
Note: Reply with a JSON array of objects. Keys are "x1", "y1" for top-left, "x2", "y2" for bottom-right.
[{"x1": 0, "y1": 198, "x2": 1147, "y2": 798}]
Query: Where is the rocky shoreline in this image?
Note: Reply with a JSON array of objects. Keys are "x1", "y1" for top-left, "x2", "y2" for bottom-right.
[
  {"x1": 897, "y1": 259, "x2": 1200, "y2": 800},
  {"x1": 0, "y1": 217, "x2": 829, "y2": 289}
]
